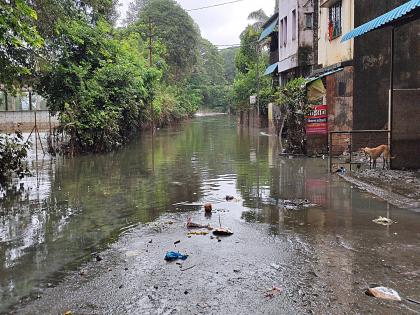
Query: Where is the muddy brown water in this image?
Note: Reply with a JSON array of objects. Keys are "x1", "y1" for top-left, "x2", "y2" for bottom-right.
[{"x1": 1, "y1": 116, "x2": 420, "y2": 314}]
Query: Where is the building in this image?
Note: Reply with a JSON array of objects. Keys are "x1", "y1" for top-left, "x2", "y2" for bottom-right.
[
  {"x1": 278, "y1": 0, "x2": 317, "y2": 85},
  {"x1": 350, "y1": 0, "x2": 420, "y2": 169},
  {"x1": 314, "y1": 0, "x2": 420, "y2": 169},
  {"x1": 313, "y1": 0, "x2": 355, "y2": 133}
]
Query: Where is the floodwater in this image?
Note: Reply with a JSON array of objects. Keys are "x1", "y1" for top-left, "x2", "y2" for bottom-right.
[{"x1": 1, "y1": 116, "x2": 420, "y2": 314}]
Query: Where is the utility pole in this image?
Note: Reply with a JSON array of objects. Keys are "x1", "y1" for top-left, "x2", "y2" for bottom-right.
[
  {"x1": 148, "y1": 17, "x2": 154, "y2": 134},
  {"x1": 256, "y1": 44, "x2": 260, "y2": 126}
]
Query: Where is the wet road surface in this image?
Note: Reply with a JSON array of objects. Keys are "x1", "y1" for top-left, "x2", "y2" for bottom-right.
[{"x1": 1, "y1": 116, "x2": 420, "y2": 314}]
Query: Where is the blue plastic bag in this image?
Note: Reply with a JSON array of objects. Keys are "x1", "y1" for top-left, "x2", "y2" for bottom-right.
[{"x1": 164, "y1": 251, "x2": 188, "y2": 261}]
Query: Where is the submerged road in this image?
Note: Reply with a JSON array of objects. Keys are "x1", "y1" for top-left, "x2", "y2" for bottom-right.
[{"x1": 1, "y1": 116, "x2": 420, "y2": 314}]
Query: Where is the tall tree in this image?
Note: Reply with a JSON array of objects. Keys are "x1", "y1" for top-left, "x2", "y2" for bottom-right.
[
  {"x1": 220, "y1": 47, "x2": 238, "y2": 84},
  {"x1": 0, "y1": 0, "x2": 44, "y2": 88},
  {"x1": 137, "y1": 0, "x2": 200, "y2": 80},
  {"x1": 124, "y1": 0, "x2": 150, "y2": 25},
  {"x1": 246, "y1": 9, "x2": 269, "y2": 32}
]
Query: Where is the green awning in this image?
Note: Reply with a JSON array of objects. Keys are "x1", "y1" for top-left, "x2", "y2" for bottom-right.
[
  {"x1": 305, "y1": 68, "x2": 343, "y2": 84},
  {"x1": 259, "y1": 18, "x2": 279, "y2": 41},
  {"x1": 264, "y1": 62, "x2": 278, "y2": 76}
]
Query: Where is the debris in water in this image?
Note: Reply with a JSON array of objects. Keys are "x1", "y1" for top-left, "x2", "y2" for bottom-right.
[
  {"x1": 187, "y1": 231, "x2": 209, "y2": 236},
  {"x1": 366, "y1": 286, "x2": 401, "y2": 301},
  {"x1": 95, "y1": 254, "x2": 103, "y2": 262},
  {"x1": 212, "y1": 215, "x2": 233, "y2": 236},
  {"x1": 372, "y1": 216, "x2": 393, "y2": 226},
  {"x1": 281, "y1": 199, "x2": 317, "y2": 211},
  {"x1": 79, "y1": 270, "x2": 87, "y2": 276},
  {"x1": 186, "y1": 218, "x2": 212, "y2": 229},
  {"x1": 174, "y1": 240, "x2": 181, "y2": 245},
  {"x1": 213, "y1": 228, "x2": 233, "y2": 236},
  {"x1": 407, "y1": 297, "x2": 420, "y2": 305},
  {"x1": 148, "y1": 239, "x2": 153, "y2": 244},
  {"x1": 204, "y1": 203, "x2": 212, "y2": 214},
  {"x1": 264, "y1": 287, "x2": 283, "y2": 299},
  {"x1": 164, "y1": 251, "x2": 188, "y2": 261},
  {"x1": 225, "y1": 195, "x2": 235, "y2": 201},
  {"x1": 64, "y1": 311, "x2": 72, "y2": 315}
]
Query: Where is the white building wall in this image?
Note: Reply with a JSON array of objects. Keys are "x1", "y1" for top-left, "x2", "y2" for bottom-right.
[
  {"x1": 278, "y1": 0, "x2": 315, "y2": 77},
  {"x1": 278, "y1": 0, "x2": 299, "y2": 73},
  {"x1": 318, "y1": 0, "x2": 354, "y2": 67}
]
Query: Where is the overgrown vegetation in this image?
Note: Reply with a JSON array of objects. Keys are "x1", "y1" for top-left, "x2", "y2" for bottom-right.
[
  {"x1": 275, "y1": 77, "x2": 309, "y2": 154},
  {"x1": 0, "y1": 131, "x2": 31, "y2": 189},
  {"x1": 0, "y1": 0, "x2": 232, "y2": 156},
  {"x1": 231, "y1": 10, "x2": 274, "y2": 118}
]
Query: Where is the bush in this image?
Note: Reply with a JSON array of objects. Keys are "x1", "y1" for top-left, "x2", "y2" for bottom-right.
[{"x1": 0, "y1": 131, "x2": 31, "y2": 188}]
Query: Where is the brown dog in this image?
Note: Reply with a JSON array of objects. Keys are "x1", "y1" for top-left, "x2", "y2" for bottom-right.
[{"x1": 361, "y1": 145, "x2": 391, "y2": 169}]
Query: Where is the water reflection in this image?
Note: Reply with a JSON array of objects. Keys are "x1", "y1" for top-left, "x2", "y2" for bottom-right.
[{"x1": 1, "y1": 116, "x2": 419, "y2": 313}]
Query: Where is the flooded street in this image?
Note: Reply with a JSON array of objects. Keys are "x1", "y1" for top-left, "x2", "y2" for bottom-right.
[{"x1": 1, "y1": 116, "x2": 420, "y2": 314}]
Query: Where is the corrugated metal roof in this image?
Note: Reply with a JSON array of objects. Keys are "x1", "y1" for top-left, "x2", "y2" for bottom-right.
[
  {"x1": 305, "y1": 68, "x2": 343, "y2": 85},
  {"x1": 341, "y1": 0, "x2": 420, "y2": 42},
  {"x1": 259, "y1": 17, "x2": 279, "y2": 42},
  {"x1": 263, "y1": 62, "x2": 279, "y2": 76}
]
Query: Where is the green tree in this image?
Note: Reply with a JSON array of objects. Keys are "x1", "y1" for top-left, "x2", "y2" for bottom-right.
[
  {"x1": 275, "y1": 77, "x2": 309, "y2": 154},
  {"x1": 137, "y1": 0, "x2": 200, "y2": 80},
  {"x1": 220, "y1": 47, "x2": 238, "y2": 84},
  {"x1": 189, "y1": 39, "x2": 229, "y2": 111},
  {"x1": 37, "y1": 18, "x2": 155, "y2": 153},
  {"x1": 232, "y1": 25, "x2": 272, "y2": 114},
  {"x1": 247, "y1": 9, "x2": 269, "y2": 32},
  {"x1": 0, "y1": 0, "x2": 44, "y2": 89},
  {"x1": 0, "y1": 131, "x2": 31, "y2": 189}
]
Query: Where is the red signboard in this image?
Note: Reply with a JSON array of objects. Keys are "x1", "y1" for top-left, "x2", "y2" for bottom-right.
[{"x1": 306, "y1": 105, "x2": 327, "y2": 135}]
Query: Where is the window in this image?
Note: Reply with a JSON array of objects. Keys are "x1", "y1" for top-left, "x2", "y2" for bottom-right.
[
  {"x1": 292, "y1": 10, "x2": 296, "y2": 41},
  {"x1": 283, "y1": 16, "x2": 287, "y2": 46},
  {"x1": 304, "y1": 13, "x2": 313, "y2": 29},
  {"x1": 279, "y1": 19, "x2": 283, "y2": 47},
  {"x1": 329, "y1": 1, "x2": 342, "y2": 40}
]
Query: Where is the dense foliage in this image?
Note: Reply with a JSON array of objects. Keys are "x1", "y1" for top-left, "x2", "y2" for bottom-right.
[
  {"x1": 129, "y1": 0, "x2": 230, "y2": 112},
  {"x1": 0, "y1": 131, "x2": 31, "y2": 188},
  {"x1": 0, "y1": 0, "x2": 44, "y2": 89},
  {"x1": 38, "y1": 19, "x2": 158, "y2": 153},
  {"x1": 0, "y1": 0, "x2": 234, "y2": 156},
  {"x1": 275, "y1": 77, "x2": 309, "y2": 154},
  {"x1": 231, "y1": 25, "x2": 272, "y2": 114}
]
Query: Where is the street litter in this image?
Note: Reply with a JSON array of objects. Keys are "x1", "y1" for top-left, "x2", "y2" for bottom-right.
[
  {"x1": 281, "y1": 199, "x2": 317, "y2": 210},
  {"x1": 204, "y1": 203, "x2": 212, "y2": 213},
  {"x1": 213, "y1": 228, "x2": 233, "y2": 236},
  {"x1": 366, "y1": 286, "x2": 401, "y2": 301},
  {"x1": 164, "y1": 251, "x2": 188, "y2": 261},
  {"x1": 213, "y1": 214, "x2": 233, "y2": 236},
  {"x1": 187, "y1": 231, "x2": 209, "y2": 236},
  {"x1": 186, "y1": 218, "x2": 212, "y2": 229},
  {"x1": 372, "y1": 216, "x2": 394, "y2": 226},
  {"x1": 181, "y1": 264, "x2": 196, "y2": 271},
  {"x1": 264, "y1": 286, "x2": 283, "y2": 299}
]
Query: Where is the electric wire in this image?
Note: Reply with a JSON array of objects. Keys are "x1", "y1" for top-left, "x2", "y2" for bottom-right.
[{"x1": 186, "y1": 0, "x2": 248, "y2": 12}]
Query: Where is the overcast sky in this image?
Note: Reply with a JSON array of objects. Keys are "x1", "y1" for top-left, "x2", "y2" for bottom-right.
[{"x1": 117, "y1": 0, "x2": 274, "y2": 46}]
